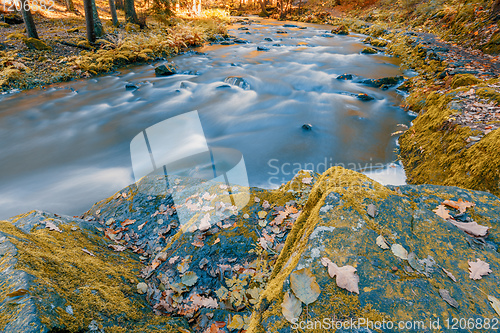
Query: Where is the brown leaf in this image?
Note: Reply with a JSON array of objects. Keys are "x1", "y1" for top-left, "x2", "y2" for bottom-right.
[
  {"x1": 449, "y1": 220, "x2": 489, "y2": 237},
  {"x1": 281, "y1": 291, "x2": 302, "y2": 323},
  {"x1": 45, "y1": 221, "x2": 62, "y2": 233},
  {"x1": 121, "y1": 219, "x2": 136, "y2": 226},
  {"x1": 108, "y1": 244, "x2": 126, "y2": 252},
  {"x1": 442, "y1": 268, "x2": 457, "y2": 282},
  {"x1": 433, "y1": 205, "x2": 451, "y2": 220},
  {"x1": 439, "y1": 289, "x2": 459, "y2": 308},
  {"x1": 321, "y1": 257, "x2": 359, "y2": 294},
  {"x1": 468, "y1": 259, "x2": 492, "y2": 280},
  {"x1": 290, "y1": 268, "x2": 321, "y2": 304},
  {"x1": 443, "y1": 198, "x2": 475, "y2": 214}
]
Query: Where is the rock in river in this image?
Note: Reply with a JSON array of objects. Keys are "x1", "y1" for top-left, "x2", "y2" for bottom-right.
[
  {"x1": 224, "y1": 76, "x2": 250, "y2": 90},
  {"x1": 154, "y1": 63, "x2": 177, "y2": 77}
]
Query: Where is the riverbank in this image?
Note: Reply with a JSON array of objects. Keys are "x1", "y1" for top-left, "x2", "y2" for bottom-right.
[
  {"x1": 270, "y1": 3, "x2": 500, "y2": 196},
  {"x1": 0, "y1": 9, "x2": 229, "y2": 92}
]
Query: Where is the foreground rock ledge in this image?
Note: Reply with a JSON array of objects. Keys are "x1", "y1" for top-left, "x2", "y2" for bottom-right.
[{"x1": 0, "y1": 167, "x2": 499, "y2": 333}]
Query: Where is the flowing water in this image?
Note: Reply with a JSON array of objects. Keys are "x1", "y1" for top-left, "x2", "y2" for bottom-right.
[{"x1": 0, "y1": 17, "x2": 414, "y2": 219}]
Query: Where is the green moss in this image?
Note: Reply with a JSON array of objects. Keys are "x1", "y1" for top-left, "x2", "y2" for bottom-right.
[
  {"x1": 370, "y1": 38, "x2": 388, "y2": 47},
  {"x1": 481, "y1": 32, "x2": 500, "y2": 55},
  {"x1": 450, "y1": 74, "x2": 481, "y2": 89},
  {"x1": 361, "y1": 47, "x2": 377, "y2": 54}
]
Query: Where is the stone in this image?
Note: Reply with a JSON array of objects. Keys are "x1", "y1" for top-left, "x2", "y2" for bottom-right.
[
  {"x1": 283, "y1": 24, "x2": 298, "y2": 27},
  {"x1": 357, "y1": 93, "x2": 375, "y2": 101},
  {"x1": 360, "y1": 76, "x2": 404, "y2": 88},
  {"x1": 234, "y1": 38, "x2": 249, "y2": 44},
  {"x1": 264, "y1": 37, "x2": 273, "y2": 42},
  {"x1": 302, "y1": 123, "x2": 312, "y2": 130},
  {"x1": 125, "y1": 83, "x2": 139, "y2": 90},
  {"x1": 224, "y1": 76, "x2": 250, "y2": 90},
  {"x1": 361, "y1": 47, "x2": 378, "y2": 54},
  {"x1": 154, "y1": 63, "x2": 177, "y2": 77},
  {"x1": 331, "y1": 25, "x2": 349, "y2": 35},
  {"x1": 2, "y1": 13, "x2": 23, "y2": 25},
  {"x1": 336, "y1": 73, "x2": 353, "y2": 80},
  {"x1": 257, "y1": 46, "x2": 270, "y2": 51}
]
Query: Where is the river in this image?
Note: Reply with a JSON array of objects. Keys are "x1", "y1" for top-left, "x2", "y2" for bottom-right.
[{"x1": 0, "y1": 17, "x2": 414, "y2": 219}]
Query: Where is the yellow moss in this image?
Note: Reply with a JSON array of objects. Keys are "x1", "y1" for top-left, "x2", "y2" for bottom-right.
[
  {"x1": 248, "y1": 167, "x2": 392, "y2": 332},
  {"x1": 450, "y1": 74, "x2": 481, "y2": 89},
  {"x1": 0, "y1": 220, "x2": 181, "y2": 332}
]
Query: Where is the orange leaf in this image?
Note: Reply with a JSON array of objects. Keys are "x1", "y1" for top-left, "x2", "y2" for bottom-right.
[
  {"x1": 443, "y1": 198, "x2": 475, "y2": 213},
  {"x1": 433, "y1": 205, "x2": 451, "y2": 220},
  {"x1": 121, "y1": 219, "x2": 136, "y2": 226}
]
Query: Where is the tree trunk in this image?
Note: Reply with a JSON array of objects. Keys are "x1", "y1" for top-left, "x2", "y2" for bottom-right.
[
  {"x1": 83, "y1": 0, "x2": 96, "y2": 42},
  {"x1": 65, "y1": 0, "x2": 75, "y2": 11},
  {"x1": 491, "y1": 0, "x2": 500, "y2": 19},
  {"x1": 259, "y1": 0, "x2": 266, "y2": 15},
  {"x1": 91, "y1": 0, "x2": 104, "y2": 37},
  {"x1": 20, "y1": 0, "x2": 39, "y2": 39},
  {"x1": 115, "y1": 0, "x2": 124, "y2": 10},
  {"x1": 125, "y1": 0, "x2": 139, "y2": 24},
  {"x1": 109, "y1": 0, "x2": 119, "y2": 26}
]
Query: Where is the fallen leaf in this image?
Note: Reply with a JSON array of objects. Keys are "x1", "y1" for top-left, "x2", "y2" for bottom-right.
[
  {"x1": 468, "y1": 259, "x2": 492, "y2": 280},
  {"x1": 121, "y1": 219, "x2": 136, "y2": 226},
  {"x1": 262, "y1": 200, "x2": 270, "y2": 209},
  {"x1": 45, "y1": 221, "x2": 62, "y2": 233},
  {"x1": 443, "y1": 198, "x2": 475, "y2": 214},
  {"x1": 192, "y1": 239, "x2": 204, "y2": 247},
  {"x1": 290, "y1": 268, "x2": 321, "y2": 305},
  {"x1": 169, "y1": 256, "x2": 179, "y2": 264},
  {"x1": 376, "y1": 235, "x2": 389, "y2": 249},
  {"x1": 181, "y1": 271, "x2": 198, "y2": 287},
  {"x1": 199, "y1": 213, "x2": 211, "y2": 231},
  {"x1": 137, "y1": 282, "x2": 148, "y2": 294},
  {"x1": 439, "y1": 289, "x2": 459, "y2": 308},
  {"x1": 82, "y1": 248, "x2": 95, "y2": 256},
  {"x1": 442, "y1": 268, "x2": 457, "y2": 282},
  {"x1": 391, "y1": 243, "x2": 408, "y2": 260},
  {"x1": 257, "y1": 211, "x2": 267, "y2": 219},
  {"x1": 433, "y1": 205, "x2": 451, "y2": 220},
  {"x1": 213, "y1": 237, "x2": 220, "y2": 245},
  {"x1": 449, "y1": 220, "x2": 489, "y2": 237},
  {"x1": 138, "y1": 221, "x2": 147, "y2": 230},
  {"x1": 228, "y1": 314, "x2": 247, "y2": 330},
  {"x1": 108, "y1": 244, "x2": 126, "y2": 252},
  {"x1": 302, "y1": 177, "x2": 312, "y2": 184},
  {"x1": 488, "y1": 295, "x2": 500, "y2": 316},
  {"x1": 367, "y1": 204, "x2": 378, "y2": 218},
  {"x1": 281, "y1": 291, "x2": 302, "y2": 323},
  {"x1": 6, "y1": 289, "x2": 28, "y2": 298},
  {"x1": 321, "y1": 257, "x2": 359, "y2": 294}
]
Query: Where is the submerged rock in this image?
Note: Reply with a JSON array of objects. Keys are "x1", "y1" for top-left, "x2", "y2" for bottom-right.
[
  {"x1": 302, "y1": 123, "x2": 312, "y2": 130},
  {"x1": 357, "y1": 93, "x2": 375, "y2": 101},
  {"x1": 337, "y1": 73, "x2": 353, "y2": 80},
  {"x1": 257, "y1": 45, "x2": 270, "y2": 51},
  {"x1": 125, "y1": 83, "x2": 139, "y2": 90},
  {"x1": 234, "y1": 38, "x2": 249, "y2": 44},
  {"x1": 360, "y1": 76, "x2": 404, "y2": 88},
  {"x1": 154, "y1": 63, "x2": 177, "y2": 77},
  {"x1": 224, "y1": 76, "x2": 250, "y2": 90}
]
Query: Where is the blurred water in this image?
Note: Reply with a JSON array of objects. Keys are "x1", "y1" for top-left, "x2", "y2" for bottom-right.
[{"x1": 0, "y1": 17, "x2": 412, "y2": 219}]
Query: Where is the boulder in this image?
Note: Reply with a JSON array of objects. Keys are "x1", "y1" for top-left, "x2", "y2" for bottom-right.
[
  {"x1": 2, "y1": 13, "x2": 23, "y2": 25},
  {"x1": 248, "y1": 167, "x2": 500, "y2": 333},
  {"x1": 257, "y1": 46, "x2": 270, "y2": 51},
  {"x1": 155, "y1": 63, "x2": 177, "y2": 77},
  {"x1": 360, "y1": 76, "x2": 404, "y2": 88},
  {"x1": 357, "y1": 93, "x2": 375, "y2": 101},
  {"x1": 331, "y1": 25, "x2": 349, "y2": 35},
  {"x1": 336, "y1": 73, "x2": 353, "y2": 80}
]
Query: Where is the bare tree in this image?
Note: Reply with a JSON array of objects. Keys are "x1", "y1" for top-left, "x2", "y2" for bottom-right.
[
  {"x1": 19, "y1": 0, "x2": 39, "y2": 39},
  {"x1": 91, "y1": 0, "x2": 104, "y2": 36},
  {"x1": 109, "y1": 0, "x2": 119, "y2": 26},
  {"x1": 83, "y1": 0, "x2": 96, "y2": 42}
]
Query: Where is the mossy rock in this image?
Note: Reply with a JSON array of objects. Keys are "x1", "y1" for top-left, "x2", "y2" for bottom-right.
[
  {"x1": 331, "y1": 25, "x2": 349, "y2": 35},
  {"x1": 248, "y1": 167, "x2": 500, "y2": 332},
  {"x1": 0, "y1": 22, "x2": 10, "y2": 28},
  {"x1": 125, "y1": 23, "x2": 141, "y2": 33},
  {"x1": 476, "y1": 87, "x2": 500, "y2": 104},
  {"x1": 481, "y1": 32, "x2": 500, "y2": 55},
  {"x1": 0, "y1": 210, "x2": 191, "y2": 332},
  {"x1": 370, "y1": 38, "x2": 388, "y2": 47},
  {"x1": 450, "y1": 74, "x2": 480, "y2": 89},
  {"x1": 155, "y1": 63, "x2": 177, "y2": 76},
  {"x1": 360, "y1": 76, "x2": 404, "y2": 88},
  {"x1": 361, "y1": 47, "x2": 377, "y2": 54},
  {"x1": 22, "y1": 38, "x2": 52, "y2": 51},
  {"x1": 399, "y1": 90, "x2": 500, "y2": 195}
]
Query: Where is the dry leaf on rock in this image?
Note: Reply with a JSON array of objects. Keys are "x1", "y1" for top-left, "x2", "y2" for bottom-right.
[
  {"x1": 302, "y1": 177, "x2": 312, "y2": 184},
  {"x1": 45, "y1": 221, "x2": 62, "y2": 233},
  {"x1": 376, "y1": 235, "x2": 389, "y2": 249},
  {"x1": 108, "y1": 244, "x2": 126, "y2": 252},
  {"x1": 391, "y1": 243, "x2": 408, "y2": 260},
  {"x1": 488, "y1": 295, "x2": 500, "y2": 316},
  {"x1": 439, "y1": 289, "x2": 459, "y2": 308},
  {"x1": 468, "y1": 259, "x2": 492, "y2": 280},
  {"x1": 282, "y1": 291, "x2": 302, "y2": 323},
  {"x1": 433, "y1": 205, "x2": 451, "y2": 220},
  {"x1": 449, "y1": 220, "x2": 489, "y2": 237},
  {"x1": 121, "y1": 219, "x2": 136, "y2": 226},
  {"x1": 321, "y1": 257, "x2": 359, "y2": 294},
  {"x1": 442, "y1": 268, "x2": 457, "y2": 282},
  {"x1": 367, "y1": 204, "x2": 378, "y2": 218},
  {"x1": 290, "y1": 268, "x2": 321, "y2": 305},
  {"x1": 181, "y1": 271, "x2": 198, "y2": 287},
  {"x1": 443, "y1": 198, "x2": 475, "y2": 213},
  {"x1": 137, "y1": 282, "x2": 148, "y2": 294},
  {"x1": 82, "y1": 248, "x2": 95, "y2": 256}
]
